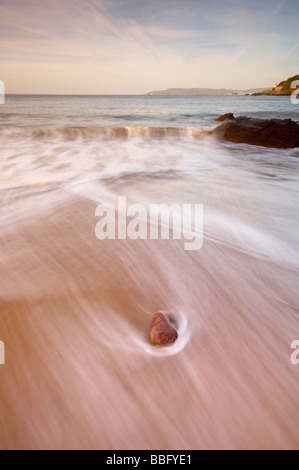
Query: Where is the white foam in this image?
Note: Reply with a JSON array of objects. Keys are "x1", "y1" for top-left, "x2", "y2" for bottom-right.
[{"x1": 204, "y1": 211, "x2": 299, "y2": 267}]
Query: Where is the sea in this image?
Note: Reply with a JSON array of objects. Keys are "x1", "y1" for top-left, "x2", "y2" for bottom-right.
[{"x1": 0, "y1": 94, "x2": 298, "y2": 449}]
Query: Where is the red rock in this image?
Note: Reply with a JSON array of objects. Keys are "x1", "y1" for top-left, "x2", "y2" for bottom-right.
[
  {"x1": 215, "y1": 113, "x2": 234, "y2": 122},
  {"x1": 150, "y1": 312, "x2": 178, "y2": 346},
  {"x1": 211, "y1": 116, "x2": 299, "y2": 149}
]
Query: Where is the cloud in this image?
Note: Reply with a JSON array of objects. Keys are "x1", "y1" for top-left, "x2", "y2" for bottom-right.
[
  {"x1": 0, "y1": 0, "x2": 298, "y2": 93},
  {"x1": 273, "y1": 0, "x2": 288, "y2": 15}
]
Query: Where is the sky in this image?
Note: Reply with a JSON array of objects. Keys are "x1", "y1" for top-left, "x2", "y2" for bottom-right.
[{"x1": 0, "y1": 0, "x2": 298, "y2": 94}]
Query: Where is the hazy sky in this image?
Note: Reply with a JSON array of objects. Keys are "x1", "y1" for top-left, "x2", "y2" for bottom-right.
[{"x1": 0, "y1": 0, "x2": 298, "y2": 94}]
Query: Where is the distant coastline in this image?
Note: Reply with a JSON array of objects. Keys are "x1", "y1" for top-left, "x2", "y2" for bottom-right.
[
  {"x1": 145, "y1": 87, "x2": 267, "y2": 96},
  {"x1": 146, "y1": 74, "x2": 299, "y2": 96}
]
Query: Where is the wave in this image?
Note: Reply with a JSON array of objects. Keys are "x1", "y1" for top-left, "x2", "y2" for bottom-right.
[{"x1": 0, "y1": 125, "x2": 210, "y2": 141}]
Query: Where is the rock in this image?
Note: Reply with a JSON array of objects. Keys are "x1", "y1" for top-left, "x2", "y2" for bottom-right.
[
  {"x1": 211, "y1": 116, "x2": 299, "y2": 149},
  {"x1": 215, "y1": 113, "x2": 234, "y2": 122},
  {"x1": 150, "y1": 312, "x2": 178, "y2": 346}
]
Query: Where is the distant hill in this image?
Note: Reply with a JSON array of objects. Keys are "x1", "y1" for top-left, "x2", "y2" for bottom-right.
[
  {"x1": 145, "y1": 87, "x2": 266, "y2": 96},
  {"x1": 252, "y1": 74, "x2": 299, "y2": 96}
]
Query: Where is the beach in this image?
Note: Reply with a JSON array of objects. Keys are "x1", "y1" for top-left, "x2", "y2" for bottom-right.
[{"x1": 0, "y1": 95, "x2": 299, "y2": 449}]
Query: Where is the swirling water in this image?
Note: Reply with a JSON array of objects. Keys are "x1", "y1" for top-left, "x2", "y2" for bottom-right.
[{"x1": 0, "y1": 94, "x2": 298, "y2": 449}]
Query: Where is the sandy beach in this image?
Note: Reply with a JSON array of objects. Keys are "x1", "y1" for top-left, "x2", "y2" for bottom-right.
[{"x1": 0, "y1": 178, "x2": 298, "y2": 449}]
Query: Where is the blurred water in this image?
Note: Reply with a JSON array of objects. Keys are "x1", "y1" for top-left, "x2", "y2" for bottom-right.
[
  {"x1": 1, "y1": 94, "x2": 298, "y2": 128},
  {"x1": 0, "y1": 95, "x2": 298, "y2": 449}
]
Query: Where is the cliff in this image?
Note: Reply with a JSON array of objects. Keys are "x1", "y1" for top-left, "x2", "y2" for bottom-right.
[{"x1": 252, "y1": 74, "x2": 299, "y2": 96}]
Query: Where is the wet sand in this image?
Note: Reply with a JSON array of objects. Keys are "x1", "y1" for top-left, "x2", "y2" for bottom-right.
[{"x1": 0, "y1": 193, "x2": 298, "y2": 449}]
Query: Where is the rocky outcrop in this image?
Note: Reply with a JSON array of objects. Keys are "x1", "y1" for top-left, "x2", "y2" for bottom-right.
[
  {"x1": 211, "y1": 115, "x2": 299, "y2": 149},
  {"x1": 252, "y1": 74, "x2": 299, "y2": 96},
  {"x1": 150, "y1": 312, "x2": 178, "y2": 346},
  {"x1": 215, "y1": 113, "x2": 234, "y2": 122}
]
